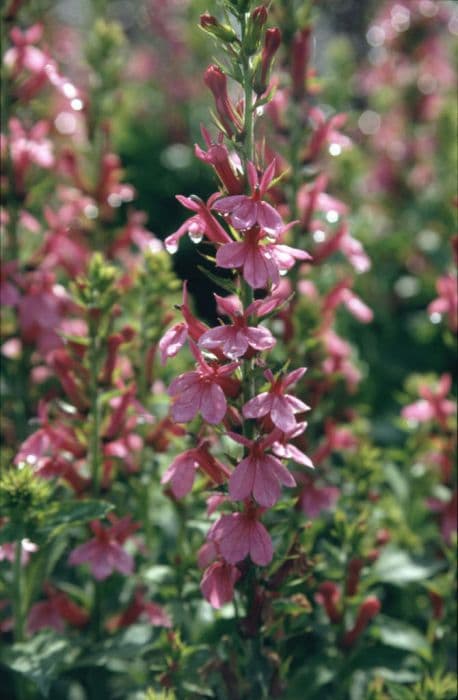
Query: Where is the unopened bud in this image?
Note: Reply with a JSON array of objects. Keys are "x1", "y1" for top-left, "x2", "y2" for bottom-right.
[
  {"x1": 200, "y1": 13, "x2": 237, "y2": 43},
  {"x1": 291, "y1": 26, "x2": 311, "y2": 100},
  {"x1": 244, "y1": 6, "x2": 268, "y2": 55},
  {"x1": 254, "y1": 27, "x2": 281, "y2": 95}
]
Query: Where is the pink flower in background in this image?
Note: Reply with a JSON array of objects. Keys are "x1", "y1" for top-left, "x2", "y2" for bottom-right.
[
  {"x1": 227, "y1": 431, "x2": 296, "y2": 508},
  {"x1": 208, "y1": 504, "x2": 273, "y2": 566},
  {"x1": 322, "y1": 279, "x2": 373, "y2": 325},
  {"x1": 168, "y1": 341, "x2": 239, "y2": 424},
  {"x1": 313, "y1": 223, "x2": 370, "y2": 273},
  {"x1": 213, "y1": 159, "x2": 284, "y2": 236},
  {"x1": 0, "y1": 538, "x2": 38, "y2": 565},
  {"x1": 243, "y1": 367, "x2": 309, "y2": 433},
  {"x1": 216, "y1": 227, "x2": 310, "y2": 289},
  {"x1": 428, "y1": 275, "x2": 458, "y2": 332},
  {"x1": 201, "y1": 560, "x2": 241, "y2": 608},
  {"x1": 107, "y1": 589, "x2": 172, "y2": 630},
  {"x1": 296, "y1": 476, "x2": 340, "y2": 518},
  {"x1": 27, "y1": 584, "x2": 88, "y2": 634},
  {"x1": 198, "y1": 293, "x2": 276, "y2": 359},
  {"x1": 271, "y1": 422, "x2": 315, "y2": 469},
  {"x1": 402, "y1": 374, "x2": 456, "y2": 426},
  {"x1": 68, "y1": 520, "x2": 135, "y2": 580}
]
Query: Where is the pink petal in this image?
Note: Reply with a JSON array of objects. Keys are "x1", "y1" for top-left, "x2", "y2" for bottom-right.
[
  {"x1": 252, "y1": 457, "x2": 281, "y2": 507},
  {"x1": 257, "y1": 201, "x2": 284, "y2": 236},
  {"x1": 244, "y1": 246, "x2": 270, "y2": 289},
  {"x1": 216, "y1": 241, "x2": 247, "y2": 269},
  {"x1": 168, "y1": 372, "x2": 199, "y2": 396},
  {"x1": 244, "y1": 326, "x2": 276, "y2": 351},
  {"x1": 242, "y1": 392, "x2": 273, "y2": 419},
  {"x1": 259, "y1": 159, "x2": 276, "y2": 197},
  {"x1": 213, "y1": 195, "x2": 246, "y2": 213},
  {"x1": 159, "y1": 323, "x2": 188, "y2": 364},
  {"x1": 249, "y1": 521, "x2": 273, "y2": 566},
  {"x1": 171, "y1": 386, "x2": 201, "y2": 423},
  {"x1": 229, "y1": 456, "x2": 256, "y2": 502},
  {"x1": 231, "y1": 200, "x2": 257, "y2": 230},
  {"x1": 270, "y1": 396, "x2": 297, "y2": 433},
  {"x1": 200, "y1": 383, "x2": 227, "y2": 424}
]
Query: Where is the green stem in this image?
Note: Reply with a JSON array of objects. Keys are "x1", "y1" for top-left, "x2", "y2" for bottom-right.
[
  {"x1": 13, "y1": 539, "x2": 24, "y2": 642},
  {"x1": 88, "y1": 322, "x2": 102, "y2": 496}
]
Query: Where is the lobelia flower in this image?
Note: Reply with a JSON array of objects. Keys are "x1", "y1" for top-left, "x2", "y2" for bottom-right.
[
  {"x1": 68, "y1": 519, "x2": 135, "y2": 581},
  {"x1": 0, "y1": 538, "x2": 38, "y2": 565},
  {"x1": 195, "y1": 126, "x2": 243, "y2": 195},
  {"x1": 213, "y1": 159, "x2": 284, "y2": 237},
  {"x1": 168, "y1": 341, "x2": 239, "y2": 424},
  {"x1": 312, "y1": 223, "x2": 371, "y2": 274},
  {"x1": 164, "y1": 193, "x2": 231, "y2": 254},
  {"x1": 296, "y1": 475, "x2": 340, "y2": 519},
  {"x1": 207, "y1": 502, "x2": 273, "y2": 566},
  {"x1": 427, "y1": 274, "x2": 458, "y2": 332},
  {"x1": 243, "y1": 367, "x2": 310, "y2": 433},
  {"x1": 227, "y1": 431, "x2": 296, "y2": 508},
  {"x1": 306, "y1": 107, "x2": 352, "y2": 161},
  {"x1": 216, "y1": 226, "x2": 311, "y2": 289},
  {"x1": 159, "y1": 281, "x2": 209, "y2": 364},
  {"x1": 322, "y1": 279, "x2": 373, "y2": 325},
  {"x1": 27, "y1": 584, "x2": 88, "y2": 634},
  {"x1": 107, "y1": 588, "x2": 172, "y2": 631},
  {"x1": 315, "y1": 581, "x2": 342, "y2": 624},
  {"x1": 161, "y1": 440, "x2": 230, "y2": 499},
  {"x1": 198, "y1": 293, "x2": 276, "y2": 359},
  {"x1": 402, "y1": 374, "x2": 456, "y2": 426},
  {"x1": 271, "y1": 422, "x2": 315, "y2": 469},
  {"x1": 200, "y1": 560, "x2": 241, "y2": 608}
]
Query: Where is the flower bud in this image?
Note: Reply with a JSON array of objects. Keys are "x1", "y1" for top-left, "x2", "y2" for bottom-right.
[
  {"x1": 244, "y1": 6, "x2": 268, "y2": 55},
  {"x1": 342, "y1": 596, "x2": 381, "y2": 648},
  {"x1": 346, "y1": 557, "x2": 364, "y2": 597},
  {"x1": 204, "y1": 65, "x2": 243, "y2": 137},
  {"x1": 291, "y1": 27, "x2": 311, "y2": 100},
  {"x1": 254, "y1": 28, "x2": 281, "y2": 95},
  {"x1": 200, "y1": 13, "x2": 237, "y2": 43}
]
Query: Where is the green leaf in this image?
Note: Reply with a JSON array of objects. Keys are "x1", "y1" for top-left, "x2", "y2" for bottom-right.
[
  {"x1": 0, "y1": 632, "x2": 78, "y2": 697},
  {"x1": 371, "y1": 548, "x2": 443, "y2": 585},
  {"x1": 197, "y1": 265, "x2": 236, "y2": 294},
  {"x1": 372, "y1": 616, "x2": 431, "y2": 660},
  {"x1": 40, "y1": 500, "x2": 114, "y2": 536}
]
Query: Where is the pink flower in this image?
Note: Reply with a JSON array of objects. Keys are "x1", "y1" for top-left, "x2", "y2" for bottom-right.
[
  {"x1": 322, "y1": 279, "x2": 373, "y2": 324},
  {"x1": 0, "y1": 538, "x2": 38, "y2": 565},
  {"x1": 428, "y1": 274, "x2": 458, "y2": 332},
  {"x1": 168, "y1": 341, "x2": 239, "y2": 424},
  {"x1": 159, "y1": 282, "x2": 208, "y2": 364},
  {"x1": 402, "y1": 374, "x2": 455, "y2": 426},
  {"x1": 216, "y1": 227, "x2": 310, "y2": 289},
  {"x1": 27, "y1": 585, "x2": 88, "y2": 634},
  {"x1": 296, "y1": 476, "x2": 340, "y2": 518},
  {"x1": 208, "y1": 504, "x2": 273, "y2": 565},
  {"x1": 313, "y1": 223, "x2": 370, "y2": 273},
  {"x1": 161, "y1": 441, "x2": 230, "y2": 498},
  {"x1": 195, "y1": 126, "x2": 243, "y2": 195},
  {"x1": 165, "y1": 194, "x2": 231, "y2": 254},
  {"x1": 213, "y1": 159, "x2": 284, "y2": 236},
  {"x1": 198, "y1": 293, "x2": 276, "y2": 359},
  {"x1": 307, "y1": 107, "x2": 352, "y2": 161},
  {"x1": 243, "y1": 367, "x2": 310, "y2": 433},
  {"x1": 68, "y1": 520, "x2": 134, "y2": 580},
  {"x1": 271, "y1": 422, "x2": 315, "y2": 469},
  {"x1": 227, "y1": 431, "x2": 296, "y2": 508},
  {"x1": 107, "y1": 589, "x2": 172, "y2": 630},
  {"x1": 201, "y1": 561, "x2": 241, "y2": 608}
]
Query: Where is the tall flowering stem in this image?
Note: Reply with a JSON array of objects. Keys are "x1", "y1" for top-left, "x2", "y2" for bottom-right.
[{"x1": 162, "y1": 3, "x2": 314, "y2": 643}]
